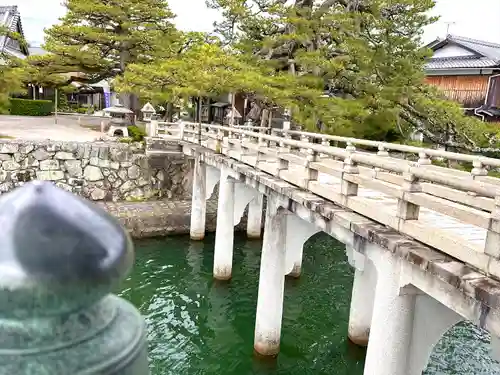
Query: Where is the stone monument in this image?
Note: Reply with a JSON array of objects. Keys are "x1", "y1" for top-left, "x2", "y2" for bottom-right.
[{"x1": 0, "y1": 181, "x2": 149, "y2": 374}]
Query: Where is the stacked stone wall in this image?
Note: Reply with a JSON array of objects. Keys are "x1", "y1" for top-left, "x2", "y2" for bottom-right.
[{"x1": 0, "y1": 140, "x2": 192, "y2": 201}]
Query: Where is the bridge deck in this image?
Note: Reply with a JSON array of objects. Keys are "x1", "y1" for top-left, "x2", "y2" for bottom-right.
[
  {"x1": 223, "y1": 139, "x2": 493, "y2": 273},
  {"x1": 249, "y1": 152, "x2": 485, "y2": 246},
  {"x1": 159, "y1": 123, "x2": 500, "y2": 278}
]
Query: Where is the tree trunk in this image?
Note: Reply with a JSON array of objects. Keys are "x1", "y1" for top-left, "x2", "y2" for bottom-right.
[
  {"x1": 167, "y1": 102, "x2": 174, "y2": 122},
  {"x1": 260, "y1": 108, "x2": 269, "y2": 128}
]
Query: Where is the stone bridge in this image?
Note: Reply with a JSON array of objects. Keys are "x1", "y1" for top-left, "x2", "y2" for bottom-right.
[{"x1": 149, "y1": 120, "x2": 500, "y2": 375}]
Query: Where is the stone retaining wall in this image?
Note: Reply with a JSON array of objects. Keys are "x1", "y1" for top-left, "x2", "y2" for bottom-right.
[
  {"x1": 0, "y1": 140, "x2": 192, "y2": 201},
  {"x1": 100, "y1": 199, "x2": 252, "y2": 239}
]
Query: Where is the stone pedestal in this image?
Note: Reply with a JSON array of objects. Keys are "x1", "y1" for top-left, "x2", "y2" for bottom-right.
[
  {"x1": 213, "y1": 167, "x2": 235, "y2": 280},
  {"x1": 254, "y1": 195, "x2": 286, "y2": 356},
  {"x1": 190, "y1": 154, "x2": 207, "y2": 240},
  {"x1": 0, "y1": 181, "x2": 148, "y2": 374}
]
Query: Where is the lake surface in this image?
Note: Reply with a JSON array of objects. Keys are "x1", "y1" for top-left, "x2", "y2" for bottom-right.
[{"x1": 118, "y1": 233, "x2": 500, "y2": 374}]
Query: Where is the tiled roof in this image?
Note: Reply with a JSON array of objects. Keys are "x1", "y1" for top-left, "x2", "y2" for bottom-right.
[
  {"x1": 0, "y1": 5, "x2": 28, "y2": 58},
  {"x1": 425, "y1": 35, "x2": 500, "y2": 71}
]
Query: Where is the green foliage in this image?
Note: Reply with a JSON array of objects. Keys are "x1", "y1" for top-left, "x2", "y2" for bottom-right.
[
  {"x1": 127, "y1": 125, "x2": 147, "y2": 142},
  {"x1": 75, "y1": 107, "x2": 91, "y2": 114},
  {"x1": 101, "y1": 0, "x2": 500, "y2": 153},
  {"x1": 119, "y1": 137, "x2": 133, "y2": 144},
  {"x1": 204, "y1": 0, "x2": 496, "y2": 151},
  {"x1": 9, "y1": 99, "x2": 54, "y2": 116},
  {"x1": 32, "y1": 0, "x2": 178, "y2": 90},
  {"x1": 0, "y1": 26, "x2": 27, "y2": 113}
]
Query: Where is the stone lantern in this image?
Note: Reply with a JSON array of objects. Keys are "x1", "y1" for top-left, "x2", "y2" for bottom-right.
[
  {"x1": 141, "y1": 102, "x2": 156, "y2": 122},
  {"x1": 103, "y1": 103, "x2": 134, "y2": 137},
  {"x1": 0, "y1": 181, "x2": 149, "y2": 374}
]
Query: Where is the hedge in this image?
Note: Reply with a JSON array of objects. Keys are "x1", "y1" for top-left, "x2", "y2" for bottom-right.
[{"x1": 9, "y1": 99, "x2": 53, "y2": 116}]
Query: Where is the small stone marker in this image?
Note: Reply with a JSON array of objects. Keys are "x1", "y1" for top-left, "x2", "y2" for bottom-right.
[{"x1": 0, "y1": 181, "x2": 149, "y2": 374}]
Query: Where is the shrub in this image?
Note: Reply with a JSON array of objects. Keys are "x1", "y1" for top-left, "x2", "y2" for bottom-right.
[
  {"x1": 76, "y1": 107, "x2": 89, "y2": 114},
  {"x1": 127, "y1": 125, "x2": 147, "y2": 142},
  {"x1": 9, "y1": 99, "x2": 53, "y2": 116}
]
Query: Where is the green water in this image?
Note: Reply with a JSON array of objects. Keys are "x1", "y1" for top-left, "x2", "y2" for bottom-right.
[{"x1": 119, "y1": 233, "x2": 500, "y2": 374}]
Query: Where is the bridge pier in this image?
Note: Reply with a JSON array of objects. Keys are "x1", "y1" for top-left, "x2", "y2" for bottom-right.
[
  {"x1": 254, "y1": 194, "x2": 286, "y2": 357},
  {"x1": 213, "y1": 167, "x2": 235, "y2": 280},
  {"x1": 491, "y1": 335, "x2": 500, "y2": 362},
  {"x1": 190, "y1": 153, "x2": 207, "y2": 241},
  {"x1": 285, "y1": 214, "x2": 320, "y2": 278},
  {"x1": 406, "y1": 294, "x2": 462, "y2": 375},
  {"x1": 346, "y1": 246, "x2": 376, "y2": 347},
  {"x1": 247, "y1": 193, "x2": 264, "y2": 239},
  {"x1": 364, "y1": 249, "x2": 415, "y2": 375}
]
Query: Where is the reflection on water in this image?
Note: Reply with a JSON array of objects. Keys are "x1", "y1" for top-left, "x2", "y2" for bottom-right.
[{"x1": 119, "y1": 233, "x2": 500, "y2": 374}]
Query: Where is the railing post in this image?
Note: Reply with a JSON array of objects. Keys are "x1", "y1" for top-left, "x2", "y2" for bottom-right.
[
  {"x1": 397, "y1": 166, "x2": 421, "y2": 228},
  {"x1": 340, "y1": 144, "x2": 359, "y2": 205},
  {"x1": 320, "y1": 137, "x2": 330, "y2": 158},
  {"x1": 486, "y1": 196, "x2": 500, "y2": 258},
  {"x1": 469, "y1": 159, "x2": 489, "y2": 196},
  {"x1": 377, "y1": 144, "x2": 389, "y2": 157},
  {"x1": 417, "y1": 151, "x2": 431, "y2": 166},
  {"x1": 300, "y1": 134, "x2": 310, "y2": 154},
  {"x1": 303, "y1": 148, "x2": 318, "y2": 189},
  {"x1": 270, "y1": 129, "x2": 279, "y2": 148},
  {"x1": 346, "y1": 141, "x2": 356, "y2": 152},
  {"x1": 215, "y1": 127, "x2": 223, "y2": 153},
  {"x1": 280, "y1": 132, "x2": 291, "y2": 153},
  {"x1": 374, "y1": 144, "x2": 389, "y2": 173},
  {"x1": 472, "y1": 159, "x2": 488, "y2": 178},
  {"x1": 179, "y1": 121, "x2": 185, "y2": 140},
  {"x1": 0, "y1": 181, "x2": 148, "y2": 374},
  {"x1": 224, "y1": 127, "x2": 232, "y2": 150},
  {"x1": 146, "y1": 119, "x2": 158, "y2": 137}
]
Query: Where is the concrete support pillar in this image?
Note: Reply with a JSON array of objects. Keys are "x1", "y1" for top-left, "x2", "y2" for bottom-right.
[
  {"x1": 254, "y1": 195, "x2": 286, "y2": 357},
  {"x1": 247, "y1": 193, "x2": 264, "y2": 239},
  {"x1": 190, "y1": 154, "x2": 206, "y2": 241},
  {"x1": 213, "y1": 167, "x2": 235, "y2": 281},
  {"x1": 407, "y1": 295, "x2": 462, "y2": 375},
  {"x1": 364, "y1": 251, "x2": 416, "y2": 375},
  {"x1": 491, "y1": 335, "x2": 500, "y2": 362},
  {"x1": 285, "y1": 214, "x2": 319, "y2": 278},
  {"x1": 234, "y1": 183, "x2": 257, "y2": 227},
  {"x1": 347, "y1": 258, "x2": 376, "y2": 346}
]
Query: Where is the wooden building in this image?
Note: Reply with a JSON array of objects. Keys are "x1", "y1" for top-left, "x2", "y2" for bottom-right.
[{"x1": 425, "y1": 35, "x2": 500, "y2": 121}]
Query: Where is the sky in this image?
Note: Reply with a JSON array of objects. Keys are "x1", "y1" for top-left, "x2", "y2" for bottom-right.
[{"x1": 3, "y1": 0, "x2": 500, "y2": 46}]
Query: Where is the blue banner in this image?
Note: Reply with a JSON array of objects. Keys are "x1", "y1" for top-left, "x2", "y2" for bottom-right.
[{"x1": 104, "y1": 92, "x2": 111, "y2": 108}]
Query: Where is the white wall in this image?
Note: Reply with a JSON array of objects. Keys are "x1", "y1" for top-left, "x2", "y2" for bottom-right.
[{"x1": 432, "y1": 44, "x2": 476, "y2": 58}]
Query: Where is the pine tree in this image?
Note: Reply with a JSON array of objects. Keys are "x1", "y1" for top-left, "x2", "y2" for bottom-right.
[
  {"x1": 0, "y1": 26, "x2": 27, "y2": 113},
  {"x1": 205, "y1": 0, "x2": 499, "y2": 151},
  {"x1": 32, "y1": 0, "x2": 178, "y2": 110}
]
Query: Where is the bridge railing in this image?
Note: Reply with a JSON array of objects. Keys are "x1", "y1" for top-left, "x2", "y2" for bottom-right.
[{"x1": 172, "y1": 122, "x2": 500, "y2": 276}]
